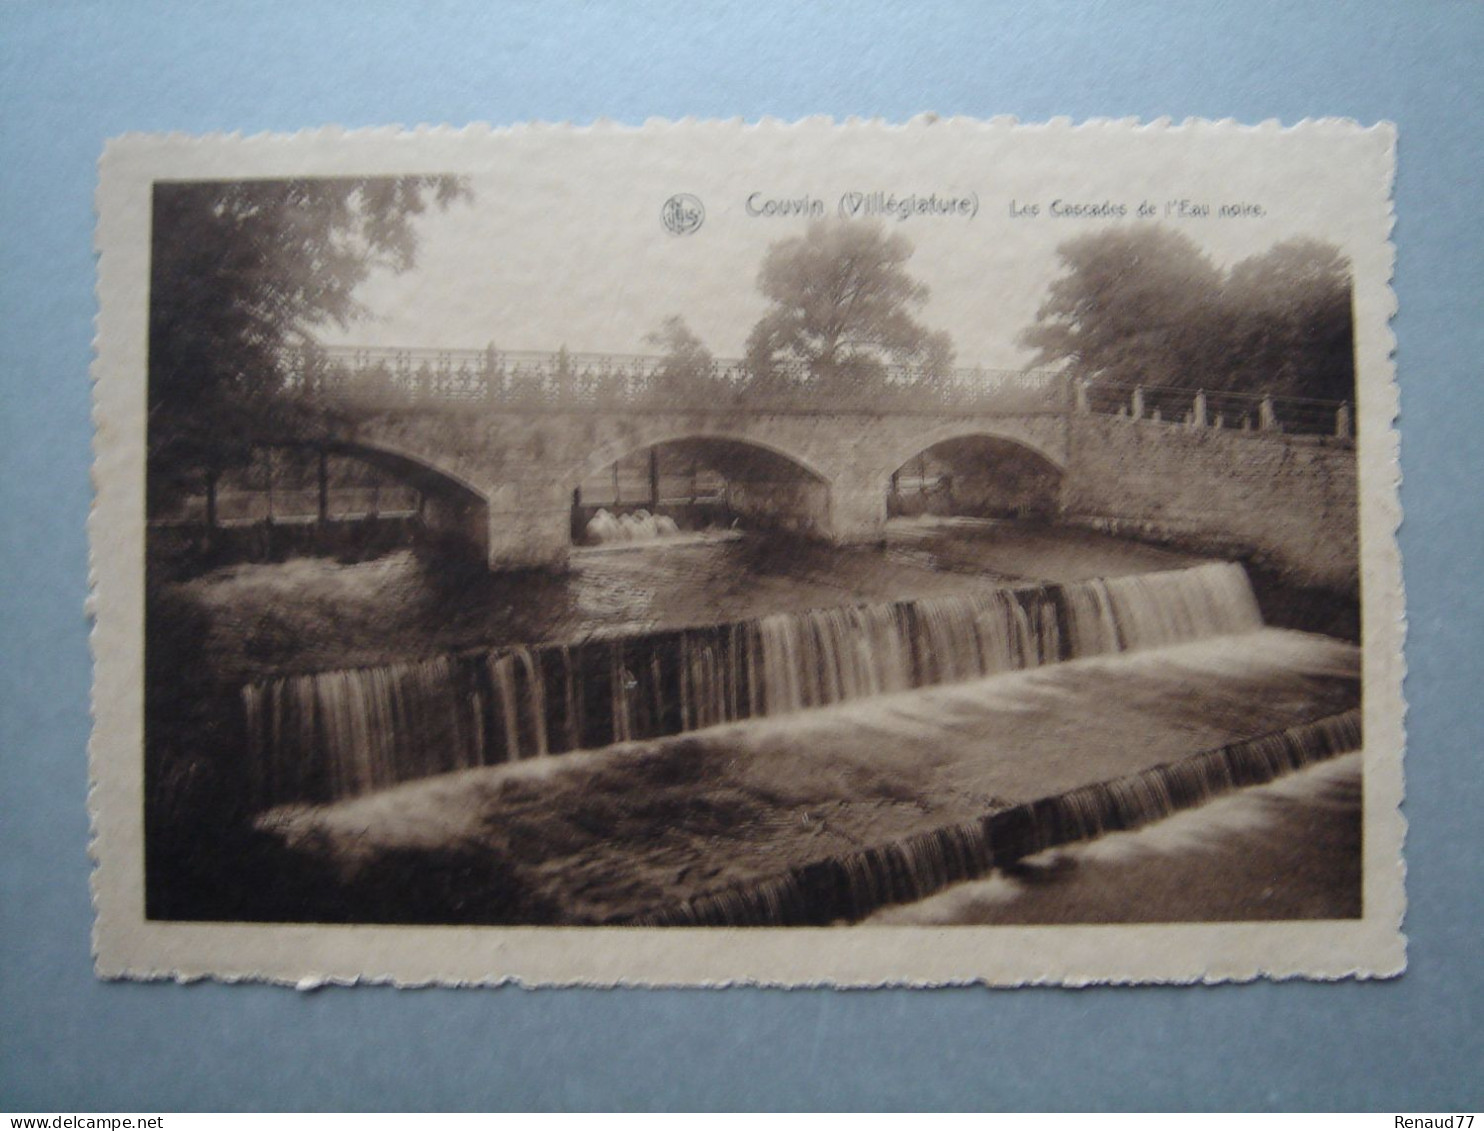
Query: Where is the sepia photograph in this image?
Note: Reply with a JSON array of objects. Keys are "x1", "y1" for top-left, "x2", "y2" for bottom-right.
[
  {"x1": 91, "y1": 119, "x2": 1402, "y2": 983},
  {"x1": 12, "y1": 0, "x2": 1482, "y2": 1112}
]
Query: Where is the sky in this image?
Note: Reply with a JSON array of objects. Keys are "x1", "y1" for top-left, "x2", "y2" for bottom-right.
[{"x1": 312, "y1": 122, "x2": 1390, "y2": 371}]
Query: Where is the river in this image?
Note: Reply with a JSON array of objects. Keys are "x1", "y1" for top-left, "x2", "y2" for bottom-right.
[
  {"x1": 148, "y1": 517, "x2": 1364, "y2": 926},
  {"x1": 161, "y1": 517, "x2": 1211, "y2": 683}
]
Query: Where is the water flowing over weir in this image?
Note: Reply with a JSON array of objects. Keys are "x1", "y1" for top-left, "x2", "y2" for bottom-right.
[
  {"x1": 241, "y1": 562, "x2": 1265, "y2": 807},
  {"x1": 627, "y1": 710, "x2": 1363, "y2": 928}
]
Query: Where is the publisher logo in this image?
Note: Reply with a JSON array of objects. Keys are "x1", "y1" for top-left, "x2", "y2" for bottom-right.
[{"x1": 661, "y1": 193, "x2": 705, "y2": 236}]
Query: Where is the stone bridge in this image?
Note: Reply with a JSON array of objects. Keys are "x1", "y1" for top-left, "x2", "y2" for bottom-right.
[
  {"x1": 285, "y1": 346, "x2": 1359, "y2": 585},
  {"x1": 338, "y1": 404, "x2": 1071, "y2": 569}
]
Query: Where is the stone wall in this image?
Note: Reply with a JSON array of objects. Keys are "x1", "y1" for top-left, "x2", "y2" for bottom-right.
[{"x1": 1063, "y1": 416, "x2": 1359, "y2": 589}]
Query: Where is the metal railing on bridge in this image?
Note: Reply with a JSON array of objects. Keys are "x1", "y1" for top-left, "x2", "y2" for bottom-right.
[
  {"x1": 285, "y1": 345, "x2": 1068, "y2": 415},
  {"x1": 284, "y1": 344, "x2": 1354, "y2": 438}
]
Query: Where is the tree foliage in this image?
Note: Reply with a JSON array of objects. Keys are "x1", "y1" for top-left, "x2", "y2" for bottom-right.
[
  {"x1": 744, "y1": 221, "x2": 954, "y2": 396},
  {"x1": 643, "y1": 315, "x2": 717, "y2": 397},
  {"x1": 1020, "y1": 226, "x2": 1223, "y2": 389},
  {"x1": 147, "y1": 176, "x2": 468, "y2": 500},
  {"x1": 1020, "y1": 224, "x2": 1354, "y2": 402},
  {"x1": 1220, "y1": 238, "x2": 1356, "y2": 403}
]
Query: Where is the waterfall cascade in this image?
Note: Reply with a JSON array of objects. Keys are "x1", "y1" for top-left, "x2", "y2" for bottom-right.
[{"x1": 242, "y1": 562, "x2": 1266, "y2": 807}]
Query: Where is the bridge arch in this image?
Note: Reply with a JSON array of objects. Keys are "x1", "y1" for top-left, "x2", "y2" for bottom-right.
[
  {"x1": 881, "y1": 426, "x2": 1067, "y2": 521},
  {"x1": 318, "y1": 438, "x2": 492, "y2": 560},
  {"x1": 878, "y1": 422, "x2": 1067, "y2": 481},
  {"x1": 568, "y1": 430, "x2": 833, "y2": 541},
  {"x1": 571, "y1": 427, "x2": 832, "y2": 489}
]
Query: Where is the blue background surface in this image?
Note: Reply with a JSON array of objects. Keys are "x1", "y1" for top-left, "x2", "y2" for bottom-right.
[{"x1": 2, "y1": 0, "x2": 1481, "y2": 1112}]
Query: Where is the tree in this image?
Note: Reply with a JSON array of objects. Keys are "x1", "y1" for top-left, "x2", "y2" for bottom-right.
[
  {"x1": 744, "y1": 221, "x2": 954, "y2": 398},
  {"x1": 1019, "y1": 224, "x2": 1224, "y2": 389},
  {"x1": 1020, "y1": 225, "x2": 1355, "y2": 403},
  {"x1": 147, "y1": 176, "x2": 468, "y2": 511},
  {"x1": 643, "y1": 315, "x2": 716, "y2": 401},
  {"x1": 1221, "y1": 239, "x2": 1355, "y2": 402}
]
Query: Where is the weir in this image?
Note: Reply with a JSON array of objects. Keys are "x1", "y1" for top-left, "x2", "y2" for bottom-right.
[
  {"x1": 242, "y1": 562, "x2": 1264, "y2": 807},
  {"x1": 629, "y1": 709, "x2": 1363, "y2": 927}
]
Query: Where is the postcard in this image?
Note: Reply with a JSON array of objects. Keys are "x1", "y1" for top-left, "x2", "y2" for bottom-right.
[{"x1": 91, "y1": 117, "x2": 1403, "y2": 985}]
